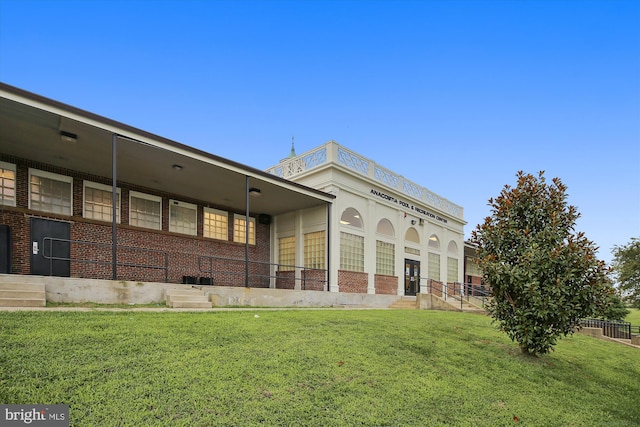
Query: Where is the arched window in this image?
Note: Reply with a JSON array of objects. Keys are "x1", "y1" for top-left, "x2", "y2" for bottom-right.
[
  {"x1": 448, "y1": 241, "x2": 458, "y2": 255},
  {"x1": 428, "y1": 234, "x2": 440, "y2": 249},
  {"x1": 340, "y1": 207, "x2": 363, "y2": 228},
  {"x1": 405, "y1": 227, "x2": 419, "y2": 244},
  {"x1": 376, "y1": 219, "x2": 395, "y2": 276},
  {"x1": 376, "y1": 218, "x2": 394, "y2": 237}
]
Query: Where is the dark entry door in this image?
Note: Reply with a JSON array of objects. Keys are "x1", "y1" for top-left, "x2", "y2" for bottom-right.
[
  {"x1": 404, "y1": 259, "x2": 420, "y2": 296},
  {"x1": 30, "y1": 218, "x2": 70, "y2": 277}
]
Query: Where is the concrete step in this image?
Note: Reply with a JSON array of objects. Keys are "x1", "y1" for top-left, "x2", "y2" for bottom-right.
[
  {"x1": 0, "y1": 290, "x2": 46, "y2": 299},
  {"x1": 0, "y1": 282, "x2": 45, "y2": 292},
  {"x1": 0, "y1": 298, "x2": 46, "y2": 307},
  {"x1": 165, "y1": 288, "x2": 210, "y2": 308},
  {"x1": 171, "y1": 301, "x2": 212, "y2": 309},
  {"x1": 0, "y1": 283, "x2": 47, "y2": 307},
  {"x1": 389, "y1": 297, "x2": 417, "y2": 309}
]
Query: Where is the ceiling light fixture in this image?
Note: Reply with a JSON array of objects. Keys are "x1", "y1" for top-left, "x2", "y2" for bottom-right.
[
  {"x1": 172, "y1": 164, "x2": 183, "y2": 171},
  {"x1": 60, "y1": 130, "x2": 78, "y2": 143},
  {"x1": 249, "y1": 187, "x2": 262, "y2": 197}
]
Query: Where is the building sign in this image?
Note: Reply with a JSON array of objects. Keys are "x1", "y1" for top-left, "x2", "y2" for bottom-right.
[{"x1": 370, "y1": 189, "x2": 448, "y2": 224}]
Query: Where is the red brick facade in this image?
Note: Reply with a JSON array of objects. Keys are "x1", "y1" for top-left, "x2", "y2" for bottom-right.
[
  {"x1": 338, "y1": 270, "x2": 368, "y2": 293},
  {"x1": 374, "y1": 274, "x2": 397, "y2": 295}
]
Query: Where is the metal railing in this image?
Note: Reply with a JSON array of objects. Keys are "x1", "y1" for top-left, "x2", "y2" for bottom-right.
[
  {"x1": 198, "y1": 255, "x2": 329, "y2": 291},
  {"x1": 420, "y1": 278, "x2": 492, "y2": 311},
  {"x1": 42, "y1": 237, "x2": 169, "y2": 282},
  {"x1": 580, "y1": 318, "x2": 633, "y2": 340}
]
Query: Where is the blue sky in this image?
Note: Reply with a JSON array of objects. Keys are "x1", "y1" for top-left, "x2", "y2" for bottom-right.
[{"x1": 1, "y1": 0, "x2": 638, "y2": 265}]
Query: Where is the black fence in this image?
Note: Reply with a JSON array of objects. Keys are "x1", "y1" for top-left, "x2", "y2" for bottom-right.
[{"x1": 580, "y1": 318, "x2": 633, "y2": 340}]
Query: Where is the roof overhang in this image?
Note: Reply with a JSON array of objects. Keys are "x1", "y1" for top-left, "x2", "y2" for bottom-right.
[{"x1": 0, "y1": 83, "x2": 334, "y2": 216}]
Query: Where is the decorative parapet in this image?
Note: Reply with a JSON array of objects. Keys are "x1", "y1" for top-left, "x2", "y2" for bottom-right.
[{"x1": 266, "y1": 140, "x2": 463, "y2": 220}]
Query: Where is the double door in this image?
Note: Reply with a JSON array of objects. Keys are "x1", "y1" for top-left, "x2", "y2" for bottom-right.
[{"x1": 404, "y1": 259, "x2": 420, "y2": 296}]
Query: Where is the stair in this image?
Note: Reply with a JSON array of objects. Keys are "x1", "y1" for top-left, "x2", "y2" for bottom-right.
[
  {"x1": 164, "y1": 288, "x2": 212, "y2": 309},
  {"x1": 389, "y1": 296, "x2": 417, "y2": 309},
  {"x1": 0, "y1": 283, "x2": 46, "y2": 307},
  {"x1": 442, "y1": 297, "x2": 486, "y2": 314}
]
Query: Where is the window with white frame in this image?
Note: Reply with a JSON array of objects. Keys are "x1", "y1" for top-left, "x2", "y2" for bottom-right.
[
  {"x1": 233, "y1": 214, "x2": 255, "y2": 245},
  {"x1": 0, "y1": 161, "x2": 16, "y2": 207},
  {"x1": 340, "y1": 232, "x2": 364, "y2": 272},
  {"x1": 29, "y1": 169, "x2": 72, "y2": 215},
  {"x1": 84, "y1": 181, "x2": 121, "y2": 223},
  {"x1": 169, "y1": 200, "x2": 197, "y2": 236},
  {"x1": 376, "y1": 240, "x2": 395, "y2": 275},
  {"x1": 304, "y1": 231, "x2": 325, "y2": 269},
  {"x1": 204, "y1": 208, "x2": 228, "y2": 240},
  {"x1": 278, "y1": 236, "x2": 296, "y2": 271},
  {"x1": 428, "y1": 253, "x2": 441, "y2": 281},
  {"x1": 130, "y1": 191, "x2": 162, "y2": 230}
]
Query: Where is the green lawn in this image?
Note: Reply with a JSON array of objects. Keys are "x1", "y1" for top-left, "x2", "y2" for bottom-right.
[
  {"x1": 625, "y1": 307, "x2": 640, "y2": 325},
  {"x1": 0, "y1": 309, "x2": 638, "y2": 426}
]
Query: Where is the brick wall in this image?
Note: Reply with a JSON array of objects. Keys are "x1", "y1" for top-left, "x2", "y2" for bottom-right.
[
  {"x1": 276, "y1": 270, "x2": 295, "y2": 289},
  {"x1": 0, "y1": 155, "x2": 271, "y2": 285},
  {"x1": 302, "y1": 269, "x2": 327, "y2": 291},
  {"x1": 338, "y1": 270, "x2": 368, "y2": 293},
  {"x1": 374, "y1": 274, "x2": 397, "y2": 295}
]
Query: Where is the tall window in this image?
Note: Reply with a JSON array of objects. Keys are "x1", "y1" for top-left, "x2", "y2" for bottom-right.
[
  {"x1": 447, "y1": 257, "x2": 459, "y2": 283},
  {"x1": 278, "y1": 236, "x2": 296, "y2": 271},
  {"x1": 304, "y1": 231, "x2": 325, "y2": 269},
  {"x1": 447, "y1": 241, "x2": 459, "y2": 283},
  {"x1": 233, "y1": 214, "x2": 255, "y2": 245},
  {"x1": 376, "y1": 241, "x2": 395, "y2": 275},
  {"x1": 340, "y1": 232, "x2": 364, "y2": 272},
  {"x1": 428, "y1": 253, "x2": 441, "y2": 281},
  {"x1": 29, "y1": 169, "x2": 72, "y2": 215},
  {"x1": 169, "y1": 200, "x2": 197, "y2": 236},
  {"x1": 84, "y1": 181, "x2": 121, "y2": 222},
  {"x1": 204, "y1": 208, "x2": 228, "y2": 240},
  {"x1": 130, "y1": 191, "x2": 162, "y2": 230},
  {"x1": 376, "y1": 219, "x2": 395, "y2": 276},
  {"x1": 0, "y1": 161, "x2": 16, "y2": 207},
  {"x1": 428, "y1": 234, "x2": 441, "y2": 281}
]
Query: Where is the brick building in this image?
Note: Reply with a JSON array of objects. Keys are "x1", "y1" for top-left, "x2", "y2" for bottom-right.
[{"x1": 1, "y1": 83, "x2": 468, "y2": 300}]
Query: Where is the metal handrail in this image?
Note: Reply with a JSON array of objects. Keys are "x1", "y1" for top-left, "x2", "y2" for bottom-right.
[
  {"x1": 42, "y1": 237, "x2": 169, "y2": 282},
  {"x1": 419, "y1": 278, "x2": 492, "y2": 311},
  {"x1": 198, "y1": 255, "x2": 329, "y2": 291}
]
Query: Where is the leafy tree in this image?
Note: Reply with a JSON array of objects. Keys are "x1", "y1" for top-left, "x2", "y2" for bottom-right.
[
  {"x1": 471, "y1": 171, "x2": 611, "y2": 356},
  {"x1": 611, "y1": 237, "x2": 640, "y2": 308},
  {"x1": 600, "y1": 291, "x2": 630, "y2": 321}
]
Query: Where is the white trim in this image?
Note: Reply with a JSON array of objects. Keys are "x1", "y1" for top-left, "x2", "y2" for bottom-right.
[
  {"x1": 130, "y1": 191, "x2": 161, "y2": 203},
  {"x1": 129, "y1": 191, "x2": 162, "y2": 230},
  {"x1": 169, "y1": 199, "x2": 197, "y2": 236},
  {"x1": 83, "y1": 180, "x2": 121, "y2": 223},
  {"x1": 0, "y1": 161, "x2": 17, "y2": 207},
  {"x1": 203, "y1": 207, "x2": 228, "y2": 240},
  {"x1": 28, "y1": 168, "x2": 73, "y2": 214},
  {"x1": 233, "y1": 213, "x2": 256, "y2": 245}
]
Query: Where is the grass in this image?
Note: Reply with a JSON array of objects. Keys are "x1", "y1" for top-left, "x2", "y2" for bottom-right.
[
  {"x1": 0, "y1": 310, "x2": 638, "y2": 426},
  {"x1": 624, "y1": 308, "x2": 640, "y2": 325}
]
